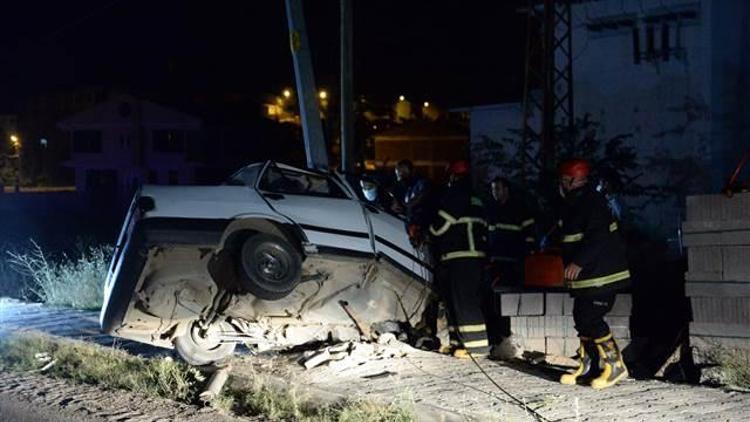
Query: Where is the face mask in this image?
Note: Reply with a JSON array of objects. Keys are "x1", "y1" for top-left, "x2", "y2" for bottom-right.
[{"x1": 363, "y1": 187, "x2": 378, "y2": 202}]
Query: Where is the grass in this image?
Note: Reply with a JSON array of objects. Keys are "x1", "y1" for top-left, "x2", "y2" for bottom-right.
[
  {"x1": 0, "y1": 333, "x2": 415, "y2": 422},
  {"x1": 707, "y1": 346, "x2": 750, "y2": 390},
  {"x1": 6, "y1": 241, "x2": 112, "y2": 310}
]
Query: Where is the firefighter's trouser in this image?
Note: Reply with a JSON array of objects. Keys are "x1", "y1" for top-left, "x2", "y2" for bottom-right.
[
  {"x1": 480, "y1": 272, "x2": 508, "y2": 343},
  {"x1": 572, "y1": 294, "x2": 615, "y2": 339},
  {"x1": 438, "y1": 257, "x2": 491, "y2": 356}
]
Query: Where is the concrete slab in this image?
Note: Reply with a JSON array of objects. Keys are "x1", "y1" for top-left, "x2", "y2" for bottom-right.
[
  {"x1": 691, "y1": 296, "x2": 750, "y2": 324},
  {"x1": 686, "y1": 281, "x2": 750, "y2": 297},
  {"x1": 690, "y1": 322, "x2": 750, "y2": 338},
  {"x1": 518, "y1": 293, "x2": 545, "y2": 316}
]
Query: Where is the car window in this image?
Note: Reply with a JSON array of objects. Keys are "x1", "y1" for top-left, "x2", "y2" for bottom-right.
[
  {"x1": 260, "y1": 166, "x2": 348, "y2": 199},
  {"x1": 226, "y1": 164, "x2": 262, "y2": 187}
]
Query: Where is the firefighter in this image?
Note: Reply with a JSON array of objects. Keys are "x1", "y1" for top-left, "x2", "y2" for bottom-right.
[
  {"x1": 429, "y1": 160, "x2": 490, "y2": 358},
  {"x1": 557, "y1": 158, "x2": 630, "y2": 389},
  {"x1": 483, "y1": 177, "x2": 536, "y2": 348},
  {"x1": 486, "y1": 176, "x2": 536, "y2": 286}
]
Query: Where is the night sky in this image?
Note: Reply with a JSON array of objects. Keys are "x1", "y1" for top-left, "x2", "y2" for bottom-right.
[{"x1": 0, "y1": 0, "x2": 526, "y2": 113}]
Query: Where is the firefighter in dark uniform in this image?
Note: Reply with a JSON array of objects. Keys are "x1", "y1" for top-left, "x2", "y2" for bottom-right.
[
  {"x1": 484, "y1": 177, "x2": 536, "y2": 344},
  {"x1": 429, "y1": 160, "x2": 490, "y2": 358},
  {"x1": 557, "y1": 159, "x2": 630, "y2": 389},
  {"x1": 486, "y1": 176, "x2": 536, "y2": 286}
]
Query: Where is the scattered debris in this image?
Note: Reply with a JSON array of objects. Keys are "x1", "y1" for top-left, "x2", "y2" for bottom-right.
[
  {"x1": 199, "y1": 364, "x2": 233, "y2": 403},
  {"x1": 299, "y1": 340, "x2": 409, "y2": 370}
]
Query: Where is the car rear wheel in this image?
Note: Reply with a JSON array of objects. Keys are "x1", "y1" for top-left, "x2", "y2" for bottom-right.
[
  {"x1": 237, "y1": 233, "x2": 302, "y2": 300},
  {"x1": 174, "y1": 320, "x2": 236, "y2": 366}
]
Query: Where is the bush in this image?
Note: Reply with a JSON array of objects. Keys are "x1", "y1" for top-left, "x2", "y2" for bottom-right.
[
  {"x1": 708, "y1": 347, "x2": 750, "y2": 390},
  {"x1": 6, "y1": 241, "x2": 112, "y2": 310}
]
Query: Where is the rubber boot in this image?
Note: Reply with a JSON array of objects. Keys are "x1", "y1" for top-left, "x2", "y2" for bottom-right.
[
  {"x1": 590, "y1": 333, "x2": 628, "y2": 389},
  {"x1": 560, "y1": 337, "x2": 594, "y2": 385}
]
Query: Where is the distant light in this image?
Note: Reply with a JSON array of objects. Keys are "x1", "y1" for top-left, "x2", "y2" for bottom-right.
[
  {"x1": 283, "y1": 89, "x2": 292, "y2": 98},
  {"x1": 423, "y1": 101, "x2": 430, "y2": 107},
  {"x1": 40, "y1": 138, "x2": 48, "y2": 147},
  {"x1": 10, "y1": 135, "x2": 18, "y2": 143},
  {"x1": 372, "y1": 125, "x2": 378, "y2": 130},
  {"x1": 319, "y1": 90, "x2": 328, "y2": 100},
  {"x1": 398, "y1": 95, "x2": 405, "y2": 102}
]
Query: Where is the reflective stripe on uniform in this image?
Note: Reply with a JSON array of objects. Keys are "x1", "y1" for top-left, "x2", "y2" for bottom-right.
[
  {"x1": 567, "y1": 270, "x2": 630, "y2": 289},
  {"x1": 463, "y1": 339, "x2": 489, "y2": 349},
  {"x1": 458, "y1": 324, "x2": 486, "y2": 333},
  {"x1": 429, "y1": 210, "x2": 457, "y2": 236},
  {"x1": 490, "y1": 223, "x2": 521, "y2": 231},
  {"x1": 525, "y1": 236, "x2": 535, "y2": 243},
  {"x1": 441, "y1": 250, "x2": 486, "y2": 261},
  {"x1": 562, "y1": 232, "x2": 584, "y2": 243},
  {"x1": 521, "y1": 218, "x2": 535, "y2": 228},
  {"x1": 609, "y1": 222, "x2": 618, "y2": 232}
]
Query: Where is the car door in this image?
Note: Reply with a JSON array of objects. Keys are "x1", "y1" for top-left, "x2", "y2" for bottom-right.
[
  {"x1": 364, "y1": 203, "x2": 433, "y2": 282},
  {"x1": 257, "y1": 163, "x2": 374, "y2": 255}
]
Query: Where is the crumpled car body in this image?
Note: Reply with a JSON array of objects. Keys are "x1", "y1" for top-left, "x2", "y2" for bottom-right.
[{"x1": 100, "y1": 161, "x2": 434, "y2": 364}]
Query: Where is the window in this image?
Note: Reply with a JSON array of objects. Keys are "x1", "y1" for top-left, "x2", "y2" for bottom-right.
[
  {"x1": 152, "y1": 130, "x2": 186, "y2": 153},
  {"x1": 72, "y1": 130, "x2": 102, "y2": 153},
  {"x1": 226, "y1": 164, "x2": 263, "y2": 187},
  {"x1": 260, "y1": 165, "x2": 347, "y2": 199}
]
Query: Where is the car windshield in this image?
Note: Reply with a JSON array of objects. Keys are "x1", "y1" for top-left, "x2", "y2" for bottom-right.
[{"x1": 226, "y1": 163, "x2": 263, "y2": 187}]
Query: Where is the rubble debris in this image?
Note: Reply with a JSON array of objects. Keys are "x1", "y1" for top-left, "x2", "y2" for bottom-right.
[{"x1": 298, "y1": 341, "x2": 409, "y2": 370}]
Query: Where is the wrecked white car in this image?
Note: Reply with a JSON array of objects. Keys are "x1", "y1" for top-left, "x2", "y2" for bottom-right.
[{"x1": 101, "y1": 161, "x2": 434, "y2": 365}]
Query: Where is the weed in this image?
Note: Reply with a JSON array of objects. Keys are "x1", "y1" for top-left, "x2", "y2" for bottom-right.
[
  {"x1": 707, "y1": 346, "x2": 750, "y2": 389},
  {"x1": 0, "y1": 333, "x2": 204, "y2": 401},
  {"x1": 6, "y1": 241, "x2": 111, "y2": 309},
  {"x1": 0, "y1": 333, "x2": 416, "y2": 421}
]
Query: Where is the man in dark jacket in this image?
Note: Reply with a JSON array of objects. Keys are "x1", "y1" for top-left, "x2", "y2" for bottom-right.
[
  {"x1": 429, "y1": 160, "x2": 490, "y2": 358},
  {"x1": 557, "y1": 159, "x2": 630, "y2": 389},
  {"x1": 486, "y1": 176, "x2": 536, "y2": 286},
  {"x1": 484, "y1": 177, "x2": 536, "y2": 347},
  {"x1": 392, "y1": 159, "x2": 432, "y2": 246}
]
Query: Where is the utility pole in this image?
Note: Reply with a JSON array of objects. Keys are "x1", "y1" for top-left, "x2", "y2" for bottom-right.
[
  {"x1": 340, "y1": 0, "x2": 354, "y2": 173},
  {"x1": 521, "y1": 0, "x2": 574, "y2": 180},
  {"x1": 284, "y1": 0, "x2": 329, "y2": 171}
]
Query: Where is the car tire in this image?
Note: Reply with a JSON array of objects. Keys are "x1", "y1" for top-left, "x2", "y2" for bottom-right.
[
  {"x1": 174, "y1": 320, "x2": 237, "y2": 366},
  {"x1": 237, "y1": 233, "x2": 302, "y2": 300}
]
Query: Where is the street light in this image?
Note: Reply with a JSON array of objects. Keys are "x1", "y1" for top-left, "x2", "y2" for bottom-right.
[
  {"x1": 319, "y1": 90, "x2": 328, "y2": 100},
  {"x1": 423, "y1": 101, "x2": 430, "y2": 107},
  {"x1": 9, "y1": 134, "x2": 19, "y2": 150},
  {"x1": 283, "y1": 89, "x2": 292, "y2": 99},
  {"x1": 398, "y1": 95, "x2": 406, "y2": 102}
]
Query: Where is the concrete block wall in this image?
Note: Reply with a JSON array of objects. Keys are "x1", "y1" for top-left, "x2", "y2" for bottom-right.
[
  {"x1": 683, "y1": 193, "x2": 750, "y2": 349},
  {"x1": 499, "y1": 292, "x2": 632, "y2": 356}
]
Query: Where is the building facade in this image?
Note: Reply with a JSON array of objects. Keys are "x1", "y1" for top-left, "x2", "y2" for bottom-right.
[{"x1": 58, "y1": 95, "x2": 201, "y2": 197}]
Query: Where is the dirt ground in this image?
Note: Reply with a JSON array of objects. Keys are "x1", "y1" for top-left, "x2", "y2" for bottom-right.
[{"x1": 0, "y1": 371, "x2": 259, "y2": 422}]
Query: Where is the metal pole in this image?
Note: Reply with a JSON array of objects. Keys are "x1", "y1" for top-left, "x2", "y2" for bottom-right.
[
  {"x1": 284, "y1": 0, "x2": 329, "y2": 171},
  {"x1": 340, "y1": 0, "x2": 354, "y2": 173}
]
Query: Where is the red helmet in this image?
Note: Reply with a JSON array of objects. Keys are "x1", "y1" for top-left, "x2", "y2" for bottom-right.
[
  {"x1": 558, "y1": 159, "x2": 591, "y2": 178},
  {"x1": 448, "y1": 160, "x2": 470, "y2": 176}
]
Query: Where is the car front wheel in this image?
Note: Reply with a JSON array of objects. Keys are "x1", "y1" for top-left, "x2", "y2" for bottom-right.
[{"x1": 237, "y1": 233, "x2": 302, "y2": 300}]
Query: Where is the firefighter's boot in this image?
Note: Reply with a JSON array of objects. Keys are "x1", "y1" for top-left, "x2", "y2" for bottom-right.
[
  {"x1": 560, "y1": 337, "x2": 594, "y2": 385},
  {"x1": 590, "y1": 333, "x2": 628, "y2": 389}
]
